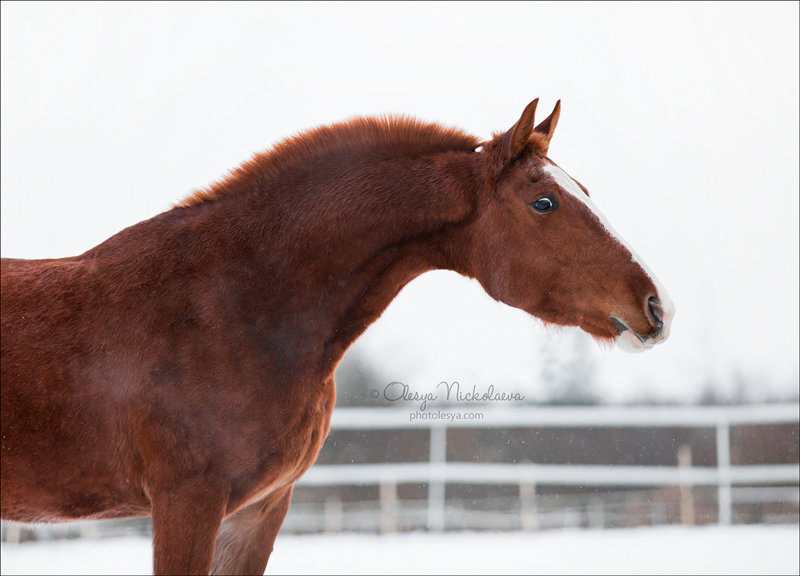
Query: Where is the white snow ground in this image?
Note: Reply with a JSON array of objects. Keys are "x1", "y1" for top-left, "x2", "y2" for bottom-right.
[{"x1": 1, "y1": 525, "x2": 798, "y2": 575}]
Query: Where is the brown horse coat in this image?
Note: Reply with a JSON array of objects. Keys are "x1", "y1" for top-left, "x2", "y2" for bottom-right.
[{"x1": 1, "y1": 100, "x2": 672, "y2": 574}]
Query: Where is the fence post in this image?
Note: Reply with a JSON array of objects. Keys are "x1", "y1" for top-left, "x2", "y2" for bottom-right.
[
  {"x1": 427, "y1": 424, "x2": 447, "y2": 531},
  {"x1": 716, "y1": 419, "x2": 732, "y2": 525},
  {"x1": 79, "y1": 521, "x2": 98, "y2": 539},
  {"x1": 588, "y1": 496, "x2": 605, "y2": 529},
  {"x1": 379, "y1": 479, "x2": 397, "y2": 534},
  {"x1": 324, "y1": 494, "x2": 343, "y2": 533},
  {"x1": 4, "y1": 522, "x2": 21, "y2": 544},
  {"x1": 678, "y1": 444, "x2": 696, "y2": 526},
  {"x1": 519, "y1": 479, "x2": 539, "y2": 531}
]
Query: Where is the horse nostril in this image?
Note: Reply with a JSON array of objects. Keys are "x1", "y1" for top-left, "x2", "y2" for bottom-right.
[{"x1": 647, "y1": 297, "x2": 664, "y2": 329}]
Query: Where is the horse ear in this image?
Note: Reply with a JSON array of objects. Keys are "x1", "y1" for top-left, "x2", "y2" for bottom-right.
[
  {"x1": 497, "y1": 98, "x2": 539, "y2": 163},
  {"x1": 532, "y1": 100, "x2": 561, "y2": 152}
]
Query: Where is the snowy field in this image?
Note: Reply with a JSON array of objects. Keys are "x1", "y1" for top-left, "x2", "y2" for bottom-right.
[{"x1": 1, "y1": 525, "x2": 798, "y2": 575}]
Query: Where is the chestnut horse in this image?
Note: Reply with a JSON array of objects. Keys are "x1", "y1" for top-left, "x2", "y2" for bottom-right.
[{"x1": 1, "y1": 99, "x2": 673, "y2": 574}]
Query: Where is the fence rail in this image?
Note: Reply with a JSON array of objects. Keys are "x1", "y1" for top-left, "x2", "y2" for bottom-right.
[
  {"x1": 300, "y1": 462, "x2": 800, "y2": 486},
  {"x1": 324, "y1": 404, "x2": 800, "y2": 429},
  {"x1": 298, "y1": 403, "x2": 800, "y2": 530}
]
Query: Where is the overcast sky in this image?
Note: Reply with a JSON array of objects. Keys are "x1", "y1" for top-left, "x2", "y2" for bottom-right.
[{"x1": 2, "y1": 2, "x2": 798, "y2": 403}]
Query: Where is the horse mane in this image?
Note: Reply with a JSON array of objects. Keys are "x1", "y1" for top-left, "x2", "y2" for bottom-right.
[{"x1": 176, "y1": 115, "x2": 481, "y2": 208}]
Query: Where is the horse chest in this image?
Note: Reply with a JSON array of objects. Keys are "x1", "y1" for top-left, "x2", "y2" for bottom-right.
[{"x1": 219, "y1": 376, "x2": 336, "y2": 512}]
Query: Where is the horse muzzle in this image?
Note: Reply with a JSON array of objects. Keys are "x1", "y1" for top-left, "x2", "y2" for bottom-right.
[{"x1": 610, "y1": 296, "x2": 674, "y2": 353}]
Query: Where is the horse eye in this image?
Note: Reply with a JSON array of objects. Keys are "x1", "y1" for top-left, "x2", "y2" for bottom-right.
[{"x1": 530, "y1": 197, "x2": 557, "y2": 213}]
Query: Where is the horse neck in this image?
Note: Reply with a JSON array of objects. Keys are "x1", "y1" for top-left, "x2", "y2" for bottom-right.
[{"x1": 179, "y1": 150, "x2": 479, "y2": 378}]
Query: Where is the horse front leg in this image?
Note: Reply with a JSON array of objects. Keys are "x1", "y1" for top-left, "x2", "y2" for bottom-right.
[
  {"x1": 150, "y1": 478, "x2": 228, "y2": 575},
  {"x1": 210, "y1": 485, "x2": 294, "y2": 575}
]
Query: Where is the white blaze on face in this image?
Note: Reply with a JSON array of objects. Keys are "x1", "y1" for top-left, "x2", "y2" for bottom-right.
[{"x1": 541, "y1": 164, "x2": 674, "y2": 350}]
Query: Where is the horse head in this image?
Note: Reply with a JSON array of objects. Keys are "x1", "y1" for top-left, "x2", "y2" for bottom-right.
[{"x1": 462, "y1": 99, "x2": 674, "y2": 351}]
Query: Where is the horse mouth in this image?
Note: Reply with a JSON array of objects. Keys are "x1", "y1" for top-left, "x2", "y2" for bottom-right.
[
  {"x1": 610, "y1": 315, "x2": 654, "y2": 352},
  {"x1": 610, "y1": 316, "x2": 643, "y2": 340}
]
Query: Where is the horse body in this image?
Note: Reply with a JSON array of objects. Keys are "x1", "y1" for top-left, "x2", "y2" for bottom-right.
[{"x1": 1, "y1": 101, "x2": 673, "y2": 574}]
